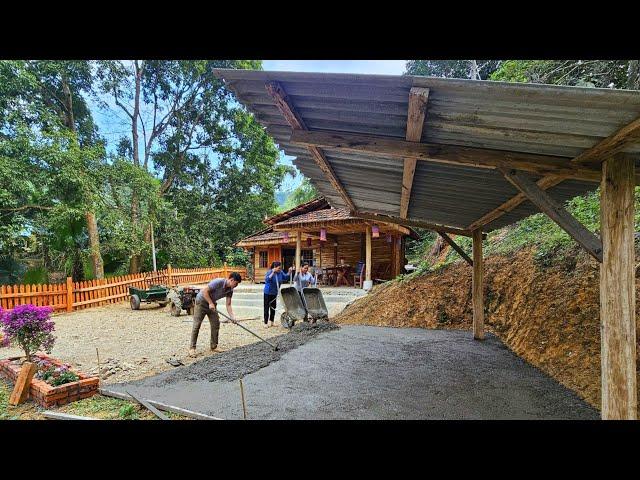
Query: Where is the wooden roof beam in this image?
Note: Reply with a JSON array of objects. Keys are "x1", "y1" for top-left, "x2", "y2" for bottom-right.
[
  {"x1": 401, "y1": 87, "x2": 429, "y2": 219},
  {"x1": 290, "y1": 129, "x2": 604, "y2": 182},
  {"x1": 351, "y1": 210, "x2": 481, "y2": 238},
  {"x1": 572, "y1": 115, "x2": 640, "y2": 165},
  {"x1": 265, "y1": 82, "x2": 357, "y2": 212},
  {"x1": 499, "y1": 167, "x2": 602, "y2": 262},
  {"x1": 466, "y1": 114, "x2": 640, "y2": 231}
]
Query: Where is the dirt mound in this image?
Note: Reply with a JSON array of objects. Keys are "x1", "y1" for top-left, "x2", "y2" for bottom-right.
[
  {"x1": 123, "y1": 321, "x2": 340, "y2": 386},
  {"x1": 335, "y1": 247, "x2": 640, "y2": 410}
]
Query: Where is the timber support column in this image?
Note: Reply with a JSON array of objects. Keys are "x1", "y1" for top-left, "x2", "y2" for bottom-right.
[
  {"x1": 600, "y1": 154, "x2": 636, "y2": 420},
  {"x1": 472, "y1": 228, "x2": 484, "y2": 340},
  {"x1": 364, "y1": 225, "x2": 372, "y2": 290},
  {"x1": 295, "y1": 231, "x2": 301, "y2": 273}
]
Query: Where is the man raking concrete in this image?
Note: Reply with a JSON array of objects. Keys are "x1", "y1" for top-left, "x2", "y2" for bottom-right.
[{"x1": 189, "y1": 272, "x2": 241, "y2": 357}]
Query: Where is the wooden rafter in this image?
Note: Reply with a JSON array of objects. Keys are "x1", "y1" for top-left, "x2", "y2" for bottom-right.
[
  {"x1": 265, "y1": 81, "x2": 356, "y2": 212},
  {"x1": 352, "y1": 210, "x2": 476, "y2": 237},
  {"x1": 467, "y1": 115, "x2": 640, "y2": 231},
  {"x1": 573, "y1": 115, "x2": 640, "y2": 165},
  {"x1": 401, "y1": 87, "x2": 429, "y2": 219},
  {"x1": 438, "y1": 232, "x2": 473, "y2": 266},
  {"x1": 290, "y1": 129, "x2": 605, "y2": 182},
  {"x1": 467, "y1": 175, "x2": 563, "y2": 231},
  {"x1": 499, "y1": 167, "x2": 603, "y2": 262}
]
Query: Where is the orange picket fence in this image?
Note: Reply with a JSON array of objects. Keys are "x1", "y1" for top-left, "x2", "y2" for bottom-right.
[{"x1": 0, "y1": 264, "x2": 246, "y2": 314}]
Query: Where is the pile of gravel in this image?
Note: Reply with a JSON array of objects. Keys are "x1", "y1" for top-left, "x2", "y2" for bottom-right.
[{"x1": 137, "y1": 321, "x2": 339, "y2": 386}]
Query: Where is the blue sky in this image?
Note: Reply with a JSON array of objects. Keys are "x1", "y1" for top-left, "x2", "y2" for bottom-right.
[{"x1": 92, "y1": 60, "x2": 408, "y2": 194}]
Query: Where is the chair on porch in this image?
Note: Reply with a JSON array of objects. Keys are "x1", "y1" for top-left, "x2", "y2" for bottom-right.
[
  {"x1": 314, "y1": 267, "x2": 328, "y2": 286},
  {"x1": 373, "y1": 262, "x2": 391, "y2": 284},
  {"x1": 352, "y1": 261, "x2": 365, "y2": 288}
]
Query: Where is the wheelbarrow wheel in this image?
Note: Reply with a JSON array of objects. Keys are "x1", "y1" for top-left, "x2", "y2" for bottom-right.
[
  {"x1": 130, "y1": 294, "x2": 141, "y2": 310},
  {"x1": 170, "y1": 302, "x2": 181, "y2": 317},
  {"x1": 280, "y1": 312, "x2": 295, "y2": 329}
]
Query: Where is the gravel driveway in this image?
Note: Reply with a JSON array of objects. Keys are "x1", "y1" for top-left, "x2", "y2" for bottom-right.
[{"x1": 0, "y1": 301, "x2": 285, "y2": 385}]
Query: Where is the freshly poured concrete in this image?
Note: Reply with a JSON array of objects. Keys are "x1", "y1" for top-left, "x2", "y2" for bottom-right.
[{"x1": 109, "y1": 326, "x2": 599, "y2": 420}]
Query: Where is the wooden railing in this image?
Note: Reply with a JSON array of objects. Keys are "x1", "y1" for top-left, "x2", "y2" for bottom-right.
[{"x1": 0, "y1": 264, "x2": 246, "y2": 313}]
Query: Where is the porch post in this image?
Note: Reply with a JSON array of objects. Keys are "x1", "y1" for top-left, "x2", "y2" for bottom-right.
[
  {"x1": 295, "y1": 230, "x2": 301, "y2": 273},
  {"x1": 600, "y1": 154, "x2": 636, "y2": 420},
  {"x1": 472, "y1": 228, "x2": 484, "y2": 340},
  {"x1": 364, "y1": 225, "x2": 372, "y2": 290}
]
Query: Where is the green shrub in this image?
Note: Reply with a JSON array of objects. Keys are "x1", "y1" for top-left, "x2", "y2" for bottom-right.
[{"x1": 22, "y1": 266, "x2": 48, "y2": 284}]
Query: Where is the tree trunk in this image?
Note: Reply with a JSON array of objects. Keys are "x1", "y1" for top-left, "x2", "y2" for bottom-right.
[
  {"x1": 85, "y1": 211, "x2": 104, "y2": 279},
  {"x1": 129, "y1": 61, "x2": 143, "y2": 273},
  {"x1": 627, "y1": 60, "x2": 640, "y2": 90},
  {"x1": 62, "y1": 74, "x2": 105, "y2": 280}
]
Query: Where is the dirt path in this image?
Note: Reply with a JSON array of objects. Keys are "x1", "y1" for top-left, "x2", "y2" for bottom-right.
[{"x1": 0, "y1": 301, "x2": 287, "y2": 385}]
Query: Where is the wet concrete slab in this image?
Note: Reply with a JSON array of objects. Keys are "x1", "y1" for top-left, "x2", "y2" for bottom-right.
[{"x1": 108, "y1": 326, "x2": 599, "y2": 420}]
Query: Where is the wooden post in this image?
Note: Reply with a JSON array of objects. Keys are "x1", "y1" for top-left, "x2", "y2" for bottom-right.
[
  {"x1": 472, "y1": 229, "x2": 484, "y2": 340},
  {"x1": 295, "y1": 231, "x2": 301, "y2": 273},
  {"x1": 66, "y1": 276, "x2": 73, "y2": 312},
  {"x1": 223, "y1": 262, "x2": 228, "y2": 278},
  {"x1": 9, "y1": 362, "x2": 36, "y2": 406},
  {"x1": 600, "y1": 154, "x2": 636, "y2": 420},
  {"x1": 167, "y1": 263, "x2": 173, "y2": 286},
  {"x1": 365, "y1": 225, "x2": 372, "y2": 282}
]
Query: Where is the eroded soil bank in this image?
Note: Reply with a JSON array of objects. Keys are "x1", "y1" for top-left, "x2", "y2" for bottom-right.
[{"x1": 335, "y1": 246, "x2": 640, "y2": 410}]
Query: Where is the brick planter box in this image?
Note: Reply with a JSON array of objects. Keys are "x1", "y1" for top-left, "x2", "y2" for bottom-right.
[{"x1": 0, "y1": 354, "x2": 99, "y2": 408}]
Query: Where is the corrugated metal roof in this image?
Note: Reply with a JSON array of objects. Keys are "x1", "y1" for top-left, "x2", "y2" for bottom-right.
[{"x1": 214, "y1": 68, "x2": 640, "y2": 232}]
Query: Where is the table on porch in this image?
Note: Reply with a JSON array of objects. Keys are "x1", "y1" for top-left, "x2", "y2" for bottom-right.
[{"x1": 321, "y1": 265, "x2": 352, "y2": 286}]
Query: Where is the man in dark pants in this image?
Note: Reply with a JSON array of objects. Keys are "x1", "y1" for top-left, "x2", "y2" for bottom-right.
[{"x1": 189, "y1": 272, "x2": 241, "y2": 357}]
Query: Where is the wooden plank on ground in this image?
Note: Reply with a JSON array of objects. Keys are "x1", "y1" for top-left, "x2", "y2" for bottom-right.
[
  {"x1": 42, "y1": 411, "x2": 99, "y2": 420},
  {"x1": 99, "y1": 388, "x2": 221, "y2": 420},
  {"x1": 126, "y1": 390, "x2": 169, "y2": 420},
  {"x1": 9, "y1": 362, "x2": 37, "y2": 406},
  {"x1": 499, "y1": 167, "x2": 603, "y2": 262}
]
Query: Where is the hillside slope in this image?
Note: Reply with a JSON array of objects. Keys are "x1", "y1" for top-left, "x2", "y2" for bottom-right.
[{"x1": 334, "y1": 246, "x2": 640, "y2": 410}]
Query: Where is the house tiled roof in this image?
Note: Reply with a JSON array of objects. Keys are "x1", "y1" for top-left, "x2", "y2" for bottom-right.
[
  {"x1": 274, "y1": 208, "x2": 355, "y2": 226},
  {"x1": 264, "y1": 197, "x2": 329, "y2": 225}
]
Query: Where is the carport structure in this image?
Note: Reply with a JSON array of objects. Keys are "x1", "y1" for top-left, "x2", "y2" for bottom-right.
[{"x1": 213, "y1": 68, "x2": 640, "y2": 420}]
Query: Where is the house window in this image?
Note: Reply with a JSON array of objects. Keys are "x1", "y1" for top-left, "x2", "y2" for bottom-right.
[
  {"x1": 301, "y1": 249, "x2": 314, "y2": 266},
  {"x1": 258, "y1": 251, "x2": 268, "y2": 268}
]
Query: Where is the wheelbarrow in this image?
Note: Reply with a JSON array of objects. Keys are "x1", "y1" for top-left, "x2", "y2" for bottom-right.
[
  {"x1": 279, "y1": 286, "x2": 308, "y2": 329},
  {"x1": 129, "y1": 271, "x2": 170, "y2": 310},
  {"x1": 279, "y1": 286, "x2": 329, "y2": 328},
  {"x1": 302, "y1": 287, "x2": 329, "y2": 323}
]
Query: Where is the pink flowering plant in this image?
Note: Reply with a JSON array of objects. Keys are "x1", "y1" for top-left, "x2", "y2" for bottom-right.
[
  {"x1": 34, "y1": 357, "x2": 79, "y2": 386},
  {"x1": 0, "y1": 304, "x2": 55, "y2": 362}
]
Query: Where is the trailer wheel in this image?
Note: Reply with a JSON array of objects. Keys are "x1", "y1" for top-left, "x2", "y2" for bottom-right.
[
  {"x1": 170, "y1": 302, "x2": 181, "y2": 317},
  {"x1": 130, "y1": 294, "x2": 141, "y2": 310}
]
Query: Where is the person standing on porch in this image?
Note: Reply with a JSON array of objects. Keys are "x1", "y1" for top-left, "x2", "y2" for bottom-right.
[
  {"x1": 264, "y1": 261, "x2": 293, "y2": 328},
  {"x1": 189, "y1": 272, "x2": 241, "y2": 357}
]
